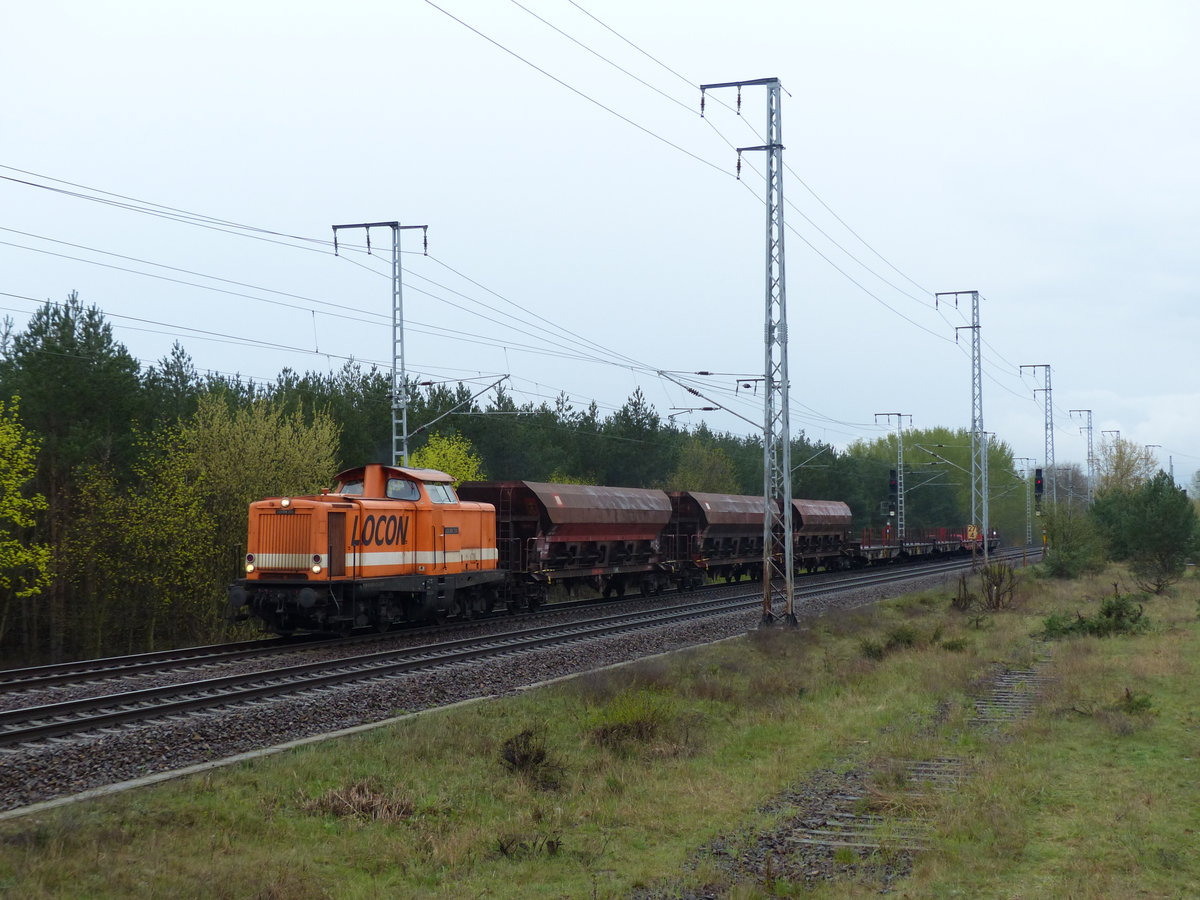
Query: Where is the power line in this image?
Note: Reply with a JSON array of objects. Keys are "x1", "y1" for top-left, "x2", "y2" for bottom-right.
[
  {"x1": 420, "y1": 0, "x2": 730, "y2": 178},
  {"x1": 0, "y1": 165, "x2": 332, "y2": 248},
  {"x1": 547, "y1": 6, "x2": 937, "y2": 304},
  {"x1": 0, "y1": 226, "x2": 383, "y2": 320},
  {"x1": 0, "y1": 225, "x2": 670, "y2": 374},
  {"x1": 517, "y1": 3, "x2": 944, "y2": 316},
  {"x1": 508, "y1": 0, "x2": 696, "y2": 116}
]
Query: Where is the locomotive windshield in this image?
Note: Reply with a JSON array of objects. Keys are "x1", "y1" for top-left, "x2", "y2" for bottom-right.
[
  {"x1": 335, "y1": 478, "x2": 364, "y2": 495},
  {"x1": 425, "y1": 482, "x2": 457, "y2": 504},
  {"x1": 386, "y1": 478, "x2": 421, "y2": 501}
]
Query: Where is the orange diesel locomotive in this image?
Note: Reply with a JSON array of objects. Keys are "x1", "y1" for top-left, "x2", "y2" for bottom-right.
[{"x1": 226, "y1": 463, "x2": 504, "y2": 635}]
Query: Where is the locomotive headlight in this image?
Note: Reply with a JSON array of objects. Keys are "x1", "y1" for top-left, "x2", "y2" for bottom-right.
[
  {"x1": 245, "y1": 563, "x2": 256, "y2": 573},
  {"x1": 280, "y1": 497, "x2": 291, "y2": 508},
  {"x1": 311, "y1": 564, "x2": 322, "y2": 574}
]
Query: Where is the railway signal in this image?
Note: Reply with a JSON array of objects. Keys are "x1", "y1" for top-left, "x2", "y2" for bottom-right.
[{"x1": 876, "y1": 413, "x2": 911, "y2": 542}]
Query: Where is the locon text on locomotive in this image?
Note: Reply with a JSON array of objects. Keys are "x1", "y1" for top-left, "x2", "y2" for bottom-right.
[{"x1": 351, "y1": 514, "x2": 410, "y2": 547}]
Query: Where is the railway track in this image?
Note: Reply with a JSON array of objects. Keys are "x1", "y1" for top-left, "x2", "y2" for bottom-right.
[
  {"x1": 0, "y1": 551, "x2": 1031, "y2": 750},
  {"x1": 0, "y1": 635, "x2": 333, "y2": 692},
  {"x1": 0, "y1": 546, "x2": 1035, "y2": 694}
]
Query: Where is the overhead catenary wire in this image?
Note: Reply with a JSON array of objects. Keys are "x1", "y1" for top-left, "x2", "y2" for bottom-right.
[
  {"x1": 0, "y1": 224, "x2": 671, "y2": 376},
  {"x1": 1, "y1": 27, "x2": 1000, "y2": 450},
  {"x1": 0, "y1": 5, "x2": 1074, "y2": 458},
  {"x1": 507, "y1": 0, "x2": 944, "y2": 316},
  {"x1": 420, "y1": 0, "x2": 730, "y2": 179},
  {"x1": 0, "y1": 179, "x2": 1015, "y2": 453},
  {"x1": 546, "y1": 1, "x2": 1056, "y2": 419},
  {"x1": 0, "y1": 292, "x2": 646, "y2": 418}
]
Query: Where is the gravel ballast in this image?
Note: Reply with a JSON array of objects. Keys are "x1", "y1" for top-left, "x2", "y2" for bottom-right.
[{"x1": 0, "y1": 572, "x2": 957, "y2": 814}]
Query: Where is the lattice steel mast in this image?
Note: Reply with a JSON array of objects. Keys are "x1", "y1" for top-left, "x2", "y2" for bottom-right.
[
  {"x1": 701, "y1": 77, "x2": 794, "y2": 625},
  {"x1": 333, "y1": 221, "x2": 428, "y2": 466},
  {"x1": 1022, "y1": 364, "x2": 1055, "y2": 504},
  {"x1": 936, "y1": 291, "x2": 987, "y2": 558},
  {"x1": 1070, "y1": 409, "x2": 1094, "y2": 505},
  {"x1": 1014, "y1": 457, "x2": 1035, "y2": 545}
]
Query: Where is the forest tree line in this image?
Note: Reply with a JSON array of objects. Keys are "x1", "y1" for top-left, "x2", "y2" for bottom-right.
[{"x1": 2, "y1": 295, "x2": 1039, "y2": 663}]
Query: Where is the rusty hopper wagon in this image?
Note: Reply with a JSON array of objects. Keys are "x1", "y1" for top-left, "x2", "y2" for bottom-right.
[
  {"x1": 456, "y1": 480, "x2": 674, "y2": 605},
  {"x1": 665, "y1": 491, "x2": 767, "y2": 585},
  {"x1": 791, "y1": 499, "x2": 854, "y2": 570}
]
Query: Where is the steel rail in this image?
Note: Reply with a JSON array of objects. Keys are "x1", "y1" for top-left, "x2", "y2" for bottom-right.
[
  {"x1": 0, "y1": 549, "x2": 991, "y2": 690},
  {"x1": 0, "y1": 548, "x2": 1037, "y2": 742},
  {"x1": 0, "y1": 636, "x2": 324, "y2": 690}
]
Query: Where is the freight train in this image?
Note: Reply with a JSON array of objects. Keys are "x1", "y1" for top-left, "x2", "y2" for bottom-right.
[{"x1": 226, "y1": 462, "x2": 992, "y2": 636}]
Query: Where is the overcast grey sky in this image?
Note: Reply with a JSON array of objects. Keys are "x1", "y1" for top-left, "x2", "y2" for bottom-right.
[{"x1": 4, "y1": 0, "x2": 1198, "y2": 484}]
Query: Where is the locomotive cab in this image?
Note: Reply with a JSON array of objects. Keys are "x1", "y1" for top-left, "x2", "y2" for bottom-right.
[{"x1": 227, "y1": 464, "x2": 503, "y2": 635}]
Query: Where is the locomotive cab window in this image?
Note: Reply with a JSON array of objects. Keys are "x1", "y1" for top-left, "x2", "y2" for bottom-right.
[
  {"x1": 425, "y1": 482, "x2": 457, "y2": 504},
  {"x1": 386, "y1": 478, "x2": 421, "y2": 501},
  {"x1": 335, "y1": 479, "x2": 364, "y2": 495}
]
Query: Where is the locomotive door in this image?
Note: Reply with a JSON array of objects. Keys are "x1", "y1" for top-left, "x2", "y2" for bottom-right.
[
  {"x1": 429, "y1": 506, "x2": 462, "y2": 571},
  {"x1": 442, "y1": 522, "x2": 462, "y2": 569},
  {"x1": 328, "y1": 512, "x2": 346, "y2": 576}
]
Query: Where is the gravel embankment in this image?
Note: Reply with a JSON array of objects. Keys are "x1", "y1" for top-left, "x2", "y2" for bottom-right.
[{"x1": 0, "y1": 572, "x2": 956, "y2": 813}]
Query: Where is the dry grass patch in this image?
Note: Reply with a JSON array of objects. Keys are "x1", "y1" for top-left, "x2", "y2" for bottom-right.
[{"x1": 301, "y1": 778, "x2": 415, "y2": 822}]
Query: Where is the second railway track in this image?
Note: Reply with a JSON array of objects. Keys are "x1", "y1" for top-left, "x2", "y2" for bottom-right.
[{"x1": 0, "y1": 551, "x2": 1030, "y2": 750}]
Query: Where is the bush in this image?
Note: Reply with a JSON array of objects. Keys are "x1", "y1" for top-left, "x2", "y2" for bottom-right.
[
  {"x1": 1093, "y1": 472, "x2": 1200, "y2": 593},
  {"x1": 493, "y1": 832, "x2": 562, "y2": 859},
  {"x1": 1041, "y1": 586, "x2": 1150, "y2": 639},
  {"x1": 859, "y1": 638, "x2": 886, "y2": 661},
  {"x1": 858, "y1": 625, "x2": 927, "y2": 661},
  {"x1": 1041, "y1": 505, "x2": 1105, "y2": 578},
  {"x1": 950, "y1": 574, "x2": 976, "y2": 611},
  {"x1": 979, "y1": 562, "x2": 1018, "y2": 609},
  {"x1": 586, "y1": 688, "x2": 675, "y2": 753},
  {"x1": 501, "y1": 728, "x2": 563, "y2": 790},
  {"x1": 885, "y1": 624, "x2": 919, "y2": 649}
]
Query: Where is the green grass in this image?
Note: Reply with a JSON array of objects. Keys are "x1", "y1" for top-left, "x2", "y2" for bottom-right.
[{"x1": 1, "y1": 564, "x2": 1198, "y2": 898}]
